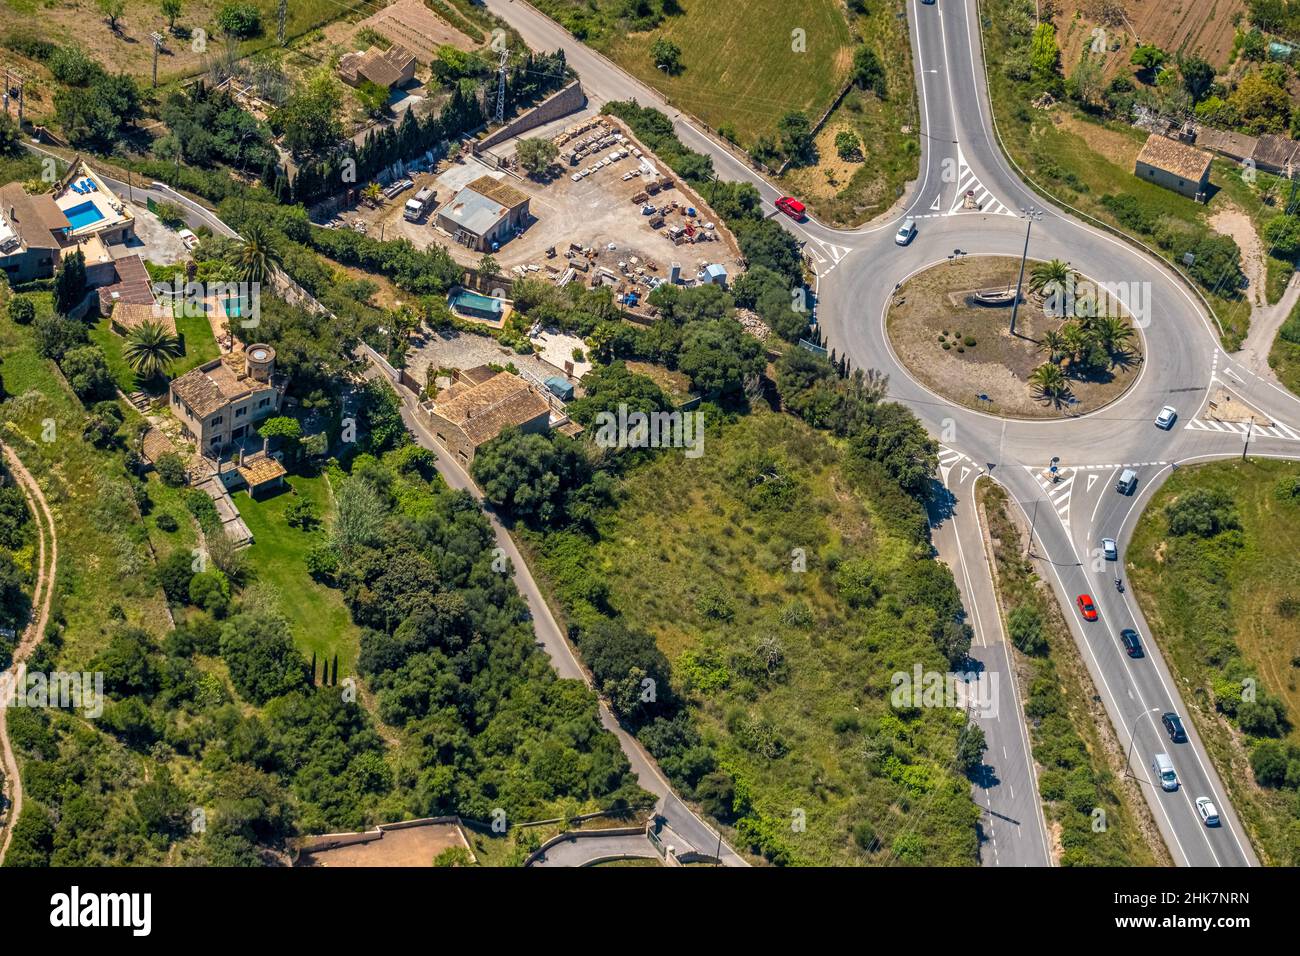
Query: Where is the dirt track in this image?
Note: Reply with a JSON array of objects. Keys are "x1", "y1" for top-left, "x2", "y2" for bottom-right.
[{"x1": 0, "y1": 441, "x2": 59, "y2": 865}]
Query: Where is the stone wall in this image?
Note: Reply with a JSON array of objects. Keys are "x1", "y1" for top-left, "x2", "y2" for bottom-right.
[{"x1": 478, "y1": 80, "x2": 586, "y2": 151}]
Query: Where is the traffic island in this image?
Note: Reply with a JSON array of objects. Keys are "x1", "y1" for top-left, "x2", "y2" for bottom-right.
[{"x1": 885, "y1": 256, "x2": 1144, "y2": 419}]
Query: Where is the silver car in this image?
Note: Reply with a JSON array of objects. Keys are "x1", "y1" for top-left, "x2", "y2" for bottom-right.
[
  {"x1": 1155, "y1": 405, "x2": 1177, "y2": 429},
  {"x1": 1196, "y1": 797, "x2": 1220, "y2": 827},
  {"x1": 1101, "y1": 537, "x2": 1118, "y2": 561},
  {"x1": 895, "y1": 218, "x2": 917, "y2": 245}
]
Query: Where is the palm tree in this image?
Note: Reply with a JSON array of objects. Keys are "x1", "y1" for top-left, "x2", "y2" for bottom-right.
[
  {"x1": 361, "y1": 182, "x2": 383, "y2": 207},
  {"x1": 1029, "y1": 362, "x2": 1071, "y2": 405},
  {"x1": 1024, "y1": 260, "x2": 1076, "y2": 316},
  {"x1": 234, "y1": 222, "x2": 282, "y2": 286},
  {"x1": 1061, "y1": 321, "x2": 1089, "y2": 366},
  {"x1": 124, "y1": 320, "x2": 184, "y2": 379},
  {"x1": 1039, "y1": 329, "x2": 1067, "y2": 363},
  {"x1": 1094, "y1": 315, "x2": 1135, "y2": 356}
]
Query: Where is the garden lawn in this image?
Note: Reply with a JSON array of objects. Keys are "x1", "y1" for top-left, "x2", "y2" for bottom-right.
[{"x1": 232, "y1": 473, "x2": 360, "y2": 676}]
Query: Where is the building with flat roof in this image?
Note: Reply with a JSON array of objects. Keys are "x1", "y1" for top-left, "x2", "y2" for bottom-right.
[
  {"x1": 1135, "y1": 134, "x2": 1212, "y2": 201},
  {"x1": 422, "y1": 366, "x2": 550, "y2": 464},
  {"x1": 170, "y1": 345, "x2": 284, "y2": 455},
  {"x1": 435, "y1": 175, "x2": 530, "y2": 251}
]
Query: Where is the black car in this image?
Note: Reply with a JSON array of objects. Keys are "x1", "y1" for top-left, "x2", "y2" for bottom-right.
[
  {"x1": 1163, "y1": 712, "x2": 1187, "y2": 743},
  {"x1": 1120, "y1": 628, "x2": 1143, "y2": 658}
]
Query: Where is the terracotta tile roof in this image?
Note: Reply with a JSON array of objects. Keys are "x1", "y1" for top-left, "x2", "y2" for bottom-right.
[
  {"x1": 432, "y1": 372, "x2": 550, "y2": 446},
  {"x1": 1194, "y1": 127, "x2": 1257, "y2": 160},
  {"x1": 141, "y1": 427, "x2": 175, "y2": 464},
  {"x1": 1252, "y1": 133, "x2": 1300, "y2": 171},
  {"x1": 0, "y1": 182, "x2": 68, "y2": 250},
  {"x1": 97, "y1": 254, "x2": 156, "y2": 310},
  {"x1": 111, "y1": 301, "x2": 176, "y2": 336},
  {"x1": 1136, "y1": 134, "x2": 1212, "y2": 181},
  {"x1": 171, "y1": 355, "x2": 274, "y2": 419},
  {"x1": 236, "y1": 454, "x2": 286, "y2": 488}
]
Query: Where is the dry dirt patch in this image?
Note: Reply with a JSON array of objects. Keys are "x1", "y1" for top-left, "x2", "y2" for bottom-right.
[{"x1": 886, "y1": 256, "x2": 1142, "y2": 419}]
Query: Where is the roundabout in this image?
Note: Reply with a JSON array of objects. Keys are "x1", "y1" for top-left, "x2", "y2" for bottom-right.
[{"x1": 884, "y1": 255, "x2": 1143, "y2": 419}]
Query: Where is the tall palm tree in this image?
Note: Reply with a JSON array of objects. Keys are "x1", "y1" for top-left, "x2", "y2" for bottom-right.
[
  {"x1": 234, "y1": 221, "x2": 282, "y2": 286},
  {"x1": 1028, "y1": 258, "x2": 1073, "y2": 295},
  {"x1": 124, "y1": 320, "x2": 184, "y2": 379},
  {"x1": 1029, "y1": 362, "x2": 1071, "y2": 405}
]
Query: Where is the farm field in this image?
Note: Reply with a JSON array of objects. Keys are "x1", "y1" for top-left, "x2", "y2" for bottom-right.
[
  {"x1": 1052, "y1": 0, "x2": 1247, "y2": 78},
  {"x1": 0, "y1": 0, "x2": 373, "y2": 91},
  {"x1": 1128, "y1": 458, "x2": 1300, "y2": 865}
]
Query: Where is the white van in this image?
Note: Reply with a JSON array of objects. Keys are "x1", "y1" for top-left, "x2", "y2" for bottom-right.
[
  {"x1": 895, "y1": 217, "x2": 917, "y2": 245},
  {"x1": 1153, "y1": 753, "x2": 1179, "y2": 792},
  {"x1": 1116, "y1": 469, "x2": 1138, "y2": 495}
]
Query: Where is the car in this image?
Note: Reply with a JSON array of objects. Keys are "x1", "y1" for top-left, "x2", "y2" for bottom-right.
[
  {"x1": 1162, "y1": 712, "x2": 1187, "y2": 743},
  {"x1": 1116, "y1": 468, "x2": 1138, "y2": 495},
  {"x1": 1101, "y1": 537, "x2": 1118, "y2": 561},
  {"x1": 775, "y1": 196, "x2": 806, "y2": 221},
  {"x1": 1153, "y1": 753, "x2": 1179, "y2": 792},
  {"x1": 1155, "y1": 405, "x2": 1178, "y2": 430},
  {"x1": 1120, "y1": 628, "x2": 1143, "y2": 658},
  {"x1": 1196, "y1": 797, "x2": 1220, "y2": 827},
  {"x1": 895, "y1": 217, "x2": 917, "y2": 245},
  {"x1": 1076, "y1": 594, "x2": 1098, "y2": 621}
]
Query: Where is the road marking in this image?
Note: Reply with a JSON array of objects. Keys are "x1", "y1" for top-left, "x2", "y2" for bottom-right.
[
  {"x1": 1185, "y1": 417, "x2": 1300, "y2": 441},
  {"x1": 946, "y1": 144, "x2": 1017, "y2": 216},
  {"x1": 1086, "y1": 474, "x2": 1098, "y2": 493},
  {"x1": 1028, "y1": 466, "x2": 1074, "y2": 527},
  {"x1": 930, "y1": 194, "x2": 941, "y2": 211}
]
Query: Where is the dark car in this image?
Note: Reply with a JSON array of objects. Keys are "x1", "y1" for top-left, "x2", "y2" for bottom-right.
[
  {"x1": 1163, "y1": 712, "x2": 1188, "y2": 743},
  {"x1": 1120, "y1": 628, "x2": 1143, "y2": 658}
]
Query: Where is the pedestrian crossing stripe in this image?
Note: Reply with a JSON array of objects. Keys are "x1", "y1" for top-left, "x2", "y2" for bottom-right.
[
  {"x1": 937, "y1": 445, "x2": 983, "y2": 485},
  {"x1": 1184, "y1": 418, "x2": 1300, "y2": 440},
  {"x1": 1028, "y1": 466, "x2": 1074, "y2": 526}
]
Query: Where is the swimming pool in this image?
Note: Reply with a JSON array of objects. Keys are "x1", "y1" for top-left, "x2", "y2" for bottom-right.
[
  {"x1": 450, "y1": 290, "x2": 504, "y2": 315},
  {"x1": 63, "y1": 200, "x2": 105, "y2": 231},
  {"x1": 223, "y1": 296, "x2": 245, "y2": 319}
]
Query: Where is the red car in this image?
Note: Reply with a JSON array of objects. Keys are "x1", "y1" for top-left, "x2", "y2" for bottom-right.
[
  {"x1": 775, "y1": 196, "x2": 806, "y2": 221},
  {"x1": 1076, "y1": 594, "x2": 1098, "y2": 621}
]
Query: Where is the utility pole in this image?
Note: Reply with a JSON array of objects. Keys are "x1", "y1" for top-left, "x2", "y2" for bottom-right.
[
  {"x1": 1124, "y1": 709, "x2": 1159, "y2": 779},
  {"x1": 495, "y1": 47, "x2": 509, "y2": 126},
  {"x1": 1009, "y1": 207, "x2": 1042, "y2": 336},
  {"x1": 150, "y1": 32, "x2": 164, "y2": 89},
  {"x1": 277, "y1": 0, "x2": 287, "y2": 46},
  {"x1": 1242, "y1": 415, "x2": 1255, "y2": 461}
]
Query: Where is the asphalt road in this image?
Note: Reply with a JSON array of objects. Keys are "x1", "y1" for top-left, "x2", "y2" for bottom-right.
[{"x1": 482, "y1": 0, "x2": 1300, "y2": 865}]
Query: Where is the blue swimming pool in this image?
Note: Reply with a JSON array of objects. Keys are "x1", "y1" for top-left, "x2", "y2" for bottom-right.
[{"x1": 64, "y1": 200, "x2": 105, "y2": 231}]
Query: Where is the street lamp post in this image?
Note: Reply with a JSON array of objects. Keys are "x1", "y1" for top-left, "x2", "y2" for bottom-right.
[
  {"x1": 1242, "y1": 416, "x2": 1255, "y2": 461},
  {"x1": 1124, "y1": 708, "x2": 1161, "y2": 779},
  {"x1": 1009, "y1": 207, "x2": 1042, "y2": 337}
]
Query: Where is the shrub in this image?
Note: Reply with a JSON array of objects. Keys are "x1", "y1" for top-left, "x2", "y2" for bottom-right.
[
  {"x1": 154, "y1": 512, "x2": 178, "y2": 533},
  {"x1": 216, "y1": 3, "x2": 261, "y2": 38},
  {"x1": 155, "y1": 452, "x2": 187, "y2": 487},
  {"x1": 7, "y1": 297, "x2": 35, "y2": 325}
]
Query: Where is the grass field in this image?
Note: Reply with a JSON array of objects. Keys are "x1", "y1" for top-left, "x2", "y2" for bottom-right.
[
  {"x1": 232, "y1": 472, "x2": 360, "y2": 676},
  {"x1": 0, "y1": 291, "x2": 173, "y2": 666},
  {"x1": 531, "y1": 409, "x2": 981, "y2": 866},
  {"x1": 547, "y1": 0, "x2": 853, "y2": 147},
  {"x1": 776, "y1": 0, "x2": 919, "y2": 226},
  {"x1": 1128, "y1": 458, "x2": 1300, "y2": 865}
]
